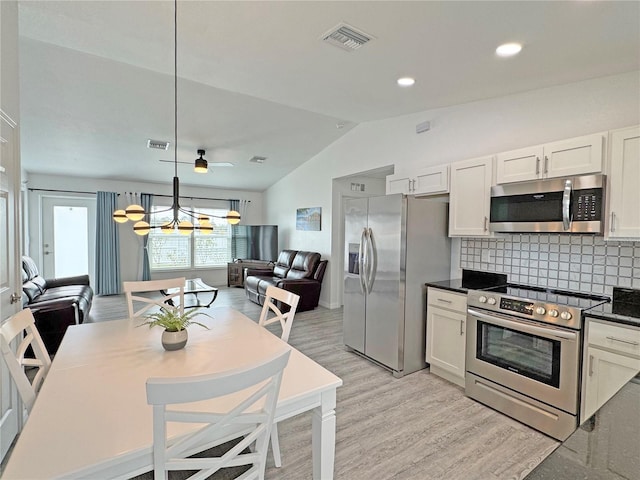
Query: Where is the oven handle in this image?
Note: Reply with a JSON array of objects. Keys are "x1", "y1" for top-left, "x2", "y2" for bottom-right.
[{"x1": 467, "y1": 308, "x2": 578, "y2": 341}]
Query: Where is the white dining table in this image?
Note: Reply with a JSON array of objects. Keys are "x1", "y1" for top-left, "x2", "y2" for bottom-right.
[{"x1": 2, "y1": 306, "x2": 342, "y2": 479}]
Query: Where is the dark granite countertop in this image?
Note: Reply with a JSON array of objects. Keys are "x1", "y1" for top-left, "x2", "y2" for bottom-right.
[
  {"x1": 586, "y1": 288, "x2": 640, "y2": 327},
  {"x1": 525, "y1": 375, "x2": 640, "y2": 479},
  {"x1": 425, "y1": 270, "x2": 508, "y2": 295}
]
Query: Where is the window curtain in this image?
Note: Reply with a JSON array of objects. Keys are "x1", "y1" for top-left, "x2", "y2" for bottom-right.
[
  {"x1": 230, "y1": 199, "x2": 240, "y2": 260},
  {"x1": 95, "y1": 191, "x2": 121, "y2": 295},
  {"x1": 141, "y1": 193, "x2": 153, "y2": 280}
]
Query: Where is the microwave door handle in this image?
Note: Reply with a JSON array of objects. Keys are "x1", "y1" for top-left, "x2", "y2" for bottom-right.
[{"x1": 562, "y1": 179, "x2": 573, "y2": 231}]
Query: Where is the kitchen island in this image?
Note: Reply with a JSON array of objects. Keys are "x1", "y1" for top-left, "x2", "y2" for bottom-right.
[{"x1": 525, "y1": 373, "x2": 640, "y2": 479}]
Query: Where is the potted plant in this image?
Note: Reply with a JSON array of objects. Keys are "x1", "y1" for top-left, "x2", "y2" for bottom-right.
[{"x1": 138, "y1": 306, "x2": 211, "y2": 351}]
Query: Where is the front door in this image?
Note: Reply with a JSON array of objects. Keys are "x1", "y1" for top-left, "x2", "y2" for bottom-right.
[
  {"x1": 0, "y1": 110, "x2": 22, "y2": 461},
  {"x1": 41, "y1": 196, "x2": 96, "y2": 282}
]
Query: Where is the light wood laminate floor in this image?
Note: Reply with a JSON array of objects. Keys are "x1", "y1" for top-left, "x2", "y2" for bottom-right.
[{"x1": 86, "y1": 286, "x2": 558, "y2": 480}]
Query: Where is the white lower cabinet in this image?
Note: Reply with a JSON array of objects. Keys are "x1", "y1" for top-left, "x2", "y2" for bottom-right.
[
  {"x1": 426, "y1": 287, "x2": 467, "y2": 387},
  {"x1": 580, "y1": 318, "x2": 640, "y2": 423}
]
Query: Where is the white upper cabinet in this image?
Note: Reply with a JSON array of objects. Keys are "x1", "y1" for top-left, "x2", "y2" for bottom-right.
[
  {"x1": 606, "y1": 125, "x2": 640, "y2": 239},
  {"x1": 496, "y1": 133, "x2": 604, "y2": 184},
  {"x1": 386, "y1": 164, "x2": 449, "y2": 196},
  {"x1": 449, "y1": 156, "x2": 493, "y2": 237}
]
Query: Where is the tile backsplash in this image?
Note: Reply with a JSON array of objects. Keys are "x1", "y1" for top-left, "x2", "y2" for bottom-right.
[{"x1": 460, "y1": 234, "x2": 640, "y2": 296}]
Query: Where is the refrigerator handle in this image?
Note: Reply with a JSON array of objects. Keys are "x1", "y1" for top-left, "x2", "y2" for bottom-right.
[
  {"x1": 366, "y1": 227, "x2": 377, "y2": 294},
  {"x1": 358, "y1": 228, "x2": 367, "y2": 294}
]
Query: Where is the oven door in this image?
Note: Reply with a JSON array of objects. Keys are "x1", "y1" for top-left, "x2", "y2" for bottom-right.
[{"x1": 466, "y1": 308, "x2": 580, "y2": 414}]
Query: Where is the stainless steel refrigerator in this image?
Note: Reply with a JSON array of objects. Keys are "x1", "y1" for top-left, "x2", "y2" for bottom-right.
[{"x1": 343, "y1": 194, "x2": 451, "y2": 377}]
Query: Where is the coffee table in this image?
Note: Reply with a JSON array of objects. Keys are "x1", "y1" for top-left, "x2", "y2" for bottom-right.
[{"x1": 162, "y1": 277, "x2": 218, "y2": 308}]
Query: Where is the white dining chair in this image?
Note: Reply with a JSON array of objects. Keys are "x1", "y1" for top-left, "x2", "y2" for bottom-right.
[
  {"x1": 257, "y1": 285, "x2": 300, "y2": 468},
  {"x1": 258, "y1": 286, "x2": 300, "y2": 344},
  {"x1": 123, "y1": 277, "x2": 186, "y2": 319},
  {"x1": 0, "y1": 308, "x2": 51, "y2": 415},
  {"x1": 146, "y1": 348, "x2": 291, "y2": 480}
]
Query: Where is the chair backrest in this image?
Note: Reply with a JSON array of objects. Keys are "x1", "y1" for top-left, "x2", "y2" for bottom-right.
[
  {"x1": 146, "y1": 348, "x2": 291, "y2": 480},
  {"x1": 123, "y1": 278, "x2": 186, "y2": 318},
  {"x1": 0, "y1": 308, "x2": 51, "y2": 413},
  {"x1": 258, "y1": 286, "x2": 300, "y2": 343}
]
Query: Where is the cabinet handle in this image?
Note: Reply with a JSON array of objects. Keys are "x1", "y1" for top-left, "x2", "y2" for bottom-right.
[
  {"x1": 606, "y1": 336, "x2": 639, "y2": 346},
  {"x1": 588, "y1": 354, "x2": 594, "y2": 377},
  {"x1": 610, "y1": 212, "x2": 616, "y2": 233},
  {"x1": 484, "y1": 216, "x2": 488, "y2": 232},
  {"x1": 412, "y1": 179, "x2": 416, "y2": 192},
  {"x1": 437, "y1": 298, "x2": 452, "y2": 304},
  {"x1": 544, "y1": 155, "x2": 549, "y2": 174},
  {"x1": 535, "y1": 157, "x2": 540, "y2": 175},
  {"x1": 460, "y1": 320, "x2": 464, "y2": 336}
]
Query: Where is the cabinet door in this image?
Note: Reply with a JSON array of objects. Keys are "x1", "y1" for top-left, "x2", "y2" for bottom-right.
[
  {"x1": 413, "y1": 165, "x2": 449, "y2": 196},
  {"x1": 544, "y1": 133, "x2": 604, "y2": 179},
  {"x1": 426, "y1": 306, "x2": 466, "y2": 379},
  {"x1": 386, "y1": 173, "x2": 412, "y2": 195},
  {"x1": 449, "y1": 156, "x2": 493, "y2": 236},
  {"x1": 581, "y1": 347, "x2": 640, "y2": 422},
  {"x1": 606, "y1": 125, "x2": 640, "y2": 239},
  {"x1": 496, "y1": 145, "x2": 543, "y2": 184}
]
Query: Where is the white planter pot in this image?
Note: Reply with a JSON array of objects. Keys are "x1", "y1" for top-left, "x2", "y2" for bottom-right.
[{"x1": 161, "y1": 329, "x2": 188, "y2": 351}]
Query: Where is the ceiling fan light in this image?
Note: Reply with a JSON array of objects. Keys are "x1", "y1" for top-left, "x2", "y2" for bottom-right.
[
  {"x1": 125, "y1": 204, "x2": 146, "y2": 221},
  {"x1": 226, "y1": 210, "x2": 241, "y2": 225},
  {"x1": 113, "y1": 209, "x2": 128, "y2": 223},
  {"x1": 133, "y1": 221, "x2": 151, "y2": 236},
  {"x1": 194, "y1": 157, "x2": 208, "y2": 173}
]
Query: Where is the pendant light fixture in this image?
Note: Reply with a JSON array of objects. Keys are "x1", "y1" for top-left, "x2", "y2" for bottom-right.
[
  {"x1": 194, "y1": 149, "x2": 208, "y2": 173},
  {"x1": 113, "y1": 0, "x2": 240, "y2": 236}
]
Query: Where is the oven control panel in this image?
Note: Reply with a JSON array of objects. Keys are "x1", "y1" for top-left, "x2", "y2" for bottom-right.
[
  {"x1": 468, "y1": 290, "x2": 582, "y2": 329},
  {"x1": 500, "y1": 298, "x2": 534, "y2": 315}
]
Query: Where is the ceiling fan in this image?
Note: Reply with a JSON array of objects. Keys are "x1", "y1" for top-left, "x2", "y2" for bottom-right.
[{"x1": 159, "y1": 149, "x2": 233, "y2": 171}]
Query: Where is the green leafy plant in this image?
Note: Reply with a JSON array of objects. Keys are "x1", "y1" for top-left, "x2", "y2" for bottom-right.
[{"x1": 138, "y1": 306, "x2": 211, "y2": 332}]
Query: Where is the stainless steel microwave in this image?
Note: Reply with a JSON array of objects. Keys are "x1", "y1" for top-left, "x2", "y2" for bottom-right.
[{"x1": 490, "y1": 174, "x2": 605, "y2": 234}]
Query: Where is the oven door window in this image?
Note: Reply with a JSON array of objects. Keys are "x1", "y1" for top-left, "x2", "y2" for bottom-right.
[{"x1": 476, "y1": 320, "x2": 561, "y2": 387}]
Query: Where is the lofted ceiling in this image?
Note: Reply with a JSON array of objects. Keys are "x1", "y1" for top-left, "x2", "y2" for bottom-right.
[{"x1": 17, "y1": 1, "x2": 640, "y2": 191}]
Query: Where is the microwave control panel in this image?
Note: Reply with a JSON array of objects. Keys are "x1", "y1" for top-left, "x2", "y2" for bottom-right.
[{"x1": 573, "y1": 188, "x2": 602, "y2": 221}]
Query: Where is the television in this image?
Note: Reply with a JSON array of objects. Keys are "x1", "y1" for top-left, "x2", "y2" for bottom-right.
[{"x1": 232, "y1": 225, "x2": 278, "y2": 262}]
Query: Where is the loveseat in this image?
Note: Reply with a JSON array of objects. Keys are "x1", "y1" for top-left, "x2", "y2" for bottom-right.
[
  {"x1": 244, "y1": 250, "x2": 327, "y2": 312},
  {"x1": 21, "y1": 256, "x2": 93, "y2": 354}
]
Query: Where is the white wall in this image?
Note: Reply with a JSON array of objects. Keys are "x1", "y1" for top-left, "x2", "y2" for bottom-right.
[
  {"x1": 26, "y1": 173, "x2": 265, "y2": 288},
  {"x1": 264, "y1": 71, "x2": 640, "y2": 309},
  {"x1": 0, "y1": 1, "x2": 20, "y2": 121}
]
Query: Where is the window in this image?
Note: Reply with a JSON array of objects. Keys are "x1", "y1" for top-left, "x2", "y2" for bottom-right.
[{"x1": 148, "y1": 206, "x2": 232, "y2": 270}]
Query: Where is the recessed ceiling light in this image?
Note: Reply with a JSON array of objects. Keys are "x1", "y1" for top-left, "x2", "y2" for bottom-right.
[
  {"x1": 496, "y1": 43, "x2": 522, "y2": 57},
  {"x1": 397, "y1": 77, "x2": 416, "y2": 87}
]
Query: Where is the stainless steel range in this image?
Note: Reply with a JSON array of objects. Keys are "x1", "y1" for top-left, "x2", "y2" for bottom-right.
[{"x1": 465, "y1": 285, "x2": 609, "y2": 441}]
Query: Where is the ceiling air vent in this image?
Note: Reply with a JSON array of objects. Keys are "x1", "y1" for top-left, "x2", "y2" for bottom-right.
[
  {"x1": 321, "y1": 23, "x2": 373, "y2": 52},
  {"x1": 147, "y1": 139, "x2": 170, "y2": 150},
  {"x1": 249, "y1": 156, "x2": 267, "y2": 164}
]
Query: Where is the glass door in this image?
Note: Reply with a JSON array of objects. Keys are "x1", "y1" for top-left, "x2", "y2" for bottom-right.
[{"x1": 41, "y1": 196, "x2": 96, "y2": 281}]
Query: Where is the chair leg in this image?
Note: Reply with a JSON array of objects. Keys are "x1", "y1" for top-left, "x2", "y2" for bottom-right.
[{"x1": 270, "y1": 423, "x2": 282, "y2": 467}]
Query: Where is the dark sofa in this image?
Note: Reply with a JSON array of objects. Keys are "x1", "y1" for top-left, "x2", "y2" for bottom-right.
[
  {"x1": 244, "y1": 250, "x2": 327, "y2": 312},
  {"x1": 21, "y1": 256, "x2": 93, "y2": 354}
]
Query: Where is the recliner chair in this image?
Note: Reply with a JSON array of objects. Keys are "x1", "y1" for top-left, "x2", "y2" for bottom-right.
[{"x1": 244, "y1": 250, "x2": 327, "y2": 312}]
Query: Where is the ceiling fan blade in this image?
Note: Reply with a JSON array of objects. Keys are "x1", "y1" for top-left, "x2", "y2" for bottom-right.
[{"x1": 159, "y1": 159, "x2": 234, "y2": 167}]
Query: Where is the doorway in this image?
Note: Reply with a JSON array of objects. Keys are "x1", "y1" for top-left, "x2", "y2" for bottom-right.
[{"x1": 41, "y1": 196, "x2": 96, "y2": 282}]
